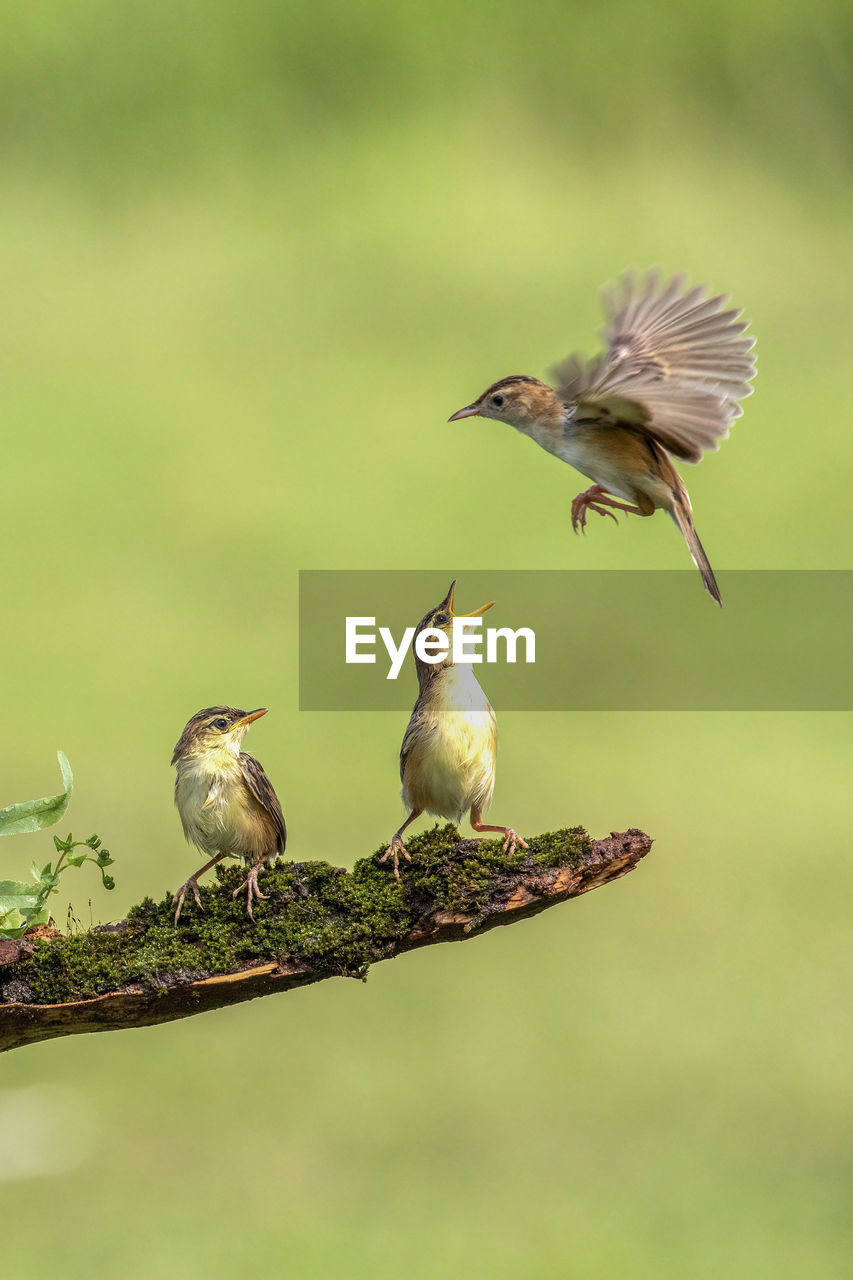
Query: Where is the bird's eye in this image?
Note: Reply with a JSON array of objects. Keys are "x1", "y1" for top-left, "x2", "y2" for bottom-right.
[
  {"x1": 491, "y1": 393, "x2": 504, "y2": 408},
  {"x1": 434, "y1": 613, "x2": 448, "y2": 625},
  {"x1": 212, "y1": 718, "x2": 229, "y2": 731}
]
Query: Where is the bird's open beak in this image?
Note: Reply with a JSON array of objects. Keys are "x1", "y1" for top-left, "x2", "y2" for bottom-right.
[
  {"x1": 440, "y1": 580, "x2": 457, "y2": 613},
  {"x1": 233, "y1": 708, "x2": 268, "y2": 729},
  {"x1": 448, "y1": 403, "x2": 481, "y2": 422},
  {"x1": 440, "y1": 580, "x2": 495, "y2": 618},
  {"x1": 462, "y1": 600, "x2": 495, "y2": 618}
]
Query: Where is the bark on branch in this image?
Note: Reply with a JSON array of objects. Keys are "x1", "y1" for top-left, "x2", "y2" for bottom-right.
[{"x1": 0, "y1": 824, "x2": 652, "y2": 1054}]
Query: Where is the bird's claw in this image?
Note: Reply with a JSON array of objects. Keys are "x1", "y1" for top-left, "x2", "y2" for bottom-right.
[
  {"x1": 572, "y1": 502, "x2": 619, "y2": 534},
  {"x1": 501, "y1": 829, "x2": 529, "y2": 856},
  {"x1": 172, "y1": 877, "x2": 203, "y2": 926},
  {"x1": 233, "y1": 863, "x2": 267, "y2": 921},
  {"x1": 571, "y1": 486, "x2": 641, "y2": 535},
  {"x1": 378, "y1": 836, "x2": 412, "y2": 881}
]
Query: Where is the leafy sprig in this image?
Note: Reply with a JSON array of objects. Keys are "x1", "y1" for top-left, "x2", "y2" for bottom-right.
[
  {"x1": 0, "y1": 834, "x2": 115, "y2": 940},
  {"x1": 0, "y1": 753, "x2": 115, "y2": 940},
  {"x1": 49, "y1": 831, "x2": 116, "y2": 890}
]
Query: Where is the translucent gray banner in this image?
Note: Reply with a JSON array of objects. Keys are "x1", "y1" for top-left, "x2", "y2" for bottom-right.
[{"x1": 298, "y1": 570, "x2": 853, "y2": 710}]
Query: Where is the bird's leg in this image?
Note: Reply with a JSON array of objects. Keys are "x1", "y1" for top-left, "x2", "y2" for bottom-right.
[
  {"x1": 379, "y1": 809, "x2": 423, "y2": 880},
  {"x1": 470, "y1": 808, "x2": 529, "y2": 856},
  {"x1": 172, "y1": 853, "x2": 225, "y2": 926},
  {"x1": 233, "y1": 860, "x2": 268, "y2": 921},
  {"x1": 571, "y1": 484, "x2": 642, "y2": 534}
]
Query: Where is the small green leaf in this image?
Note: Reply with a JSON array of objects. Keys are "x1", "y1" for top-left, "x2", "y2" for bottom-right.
[
  {"x1": 85, "y1": 835, "x2": 101, "y2": 849},
  {"x1": 30, "y1": 864, "x2": 59, "y2": 893},
  {"x1": 0, "y1": 905, "x2": 27, "y2": 938},
  {"x1": 0, "y1": 880, "x2": 51, "y2": 938},
  {"x1": 101, "y1": 873, "x2": 115, "y2": 891},
  {"x1": 0, "y1": 752, "x2": 74, "y2": 837},
  {"x1": 0, "y1": 880, "x2": 42, "y2": 910},
  {"x1": 66, "y1": 853, "x2": 87, "y2": 867}
]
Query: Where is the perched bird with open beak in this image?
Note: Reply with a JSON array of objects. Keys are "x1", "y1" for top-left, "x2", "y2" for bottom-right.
[
  {"x1": 381, "y1": 581, "x2": 528, "y2": 878},
  {"x1": 171, "y1": 706, "x2": 286, "y2": 924},
  {"x1": 449, "y1": 270, "x2": 756, "y2": 605}
]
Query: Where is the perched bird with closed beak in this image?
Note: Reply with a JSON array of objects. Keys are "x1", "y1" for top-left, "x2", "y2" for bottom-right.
[
  {"x1": 449, "y1": 270, "x2": 756, "y2": 604},
  {"x1": 381, "y1": 581, "x2": 527, "y2": 878},
  {"x1": 171, "y1": 706, "x2": 286, "y2": 924}
]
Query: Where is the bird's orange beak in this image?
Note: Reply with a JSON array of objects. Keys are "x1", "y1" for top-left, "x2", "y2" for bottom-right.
[
  {"x1": 440, "y1": 580, "x2": 495, "y2": 618},
  {"x1": 461, "y1": 600, "x2": 495, "y2": 618},
  {"x1": 233, "y1": 708, "x2": 268, "y2": 729},
  {"x1": 448, "y1": 403, "x2": 481, "y2": 422}
]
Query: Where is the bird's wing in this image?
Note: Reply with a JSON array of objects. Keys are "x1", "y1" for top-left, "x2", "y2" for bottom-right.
[
  {"x1": 240, "y1": 753, "x2": 287, "y2": 854},
  {"x1": 551, "y1": 269, "x2": 756, "y2": 462},
  {"x1": 399, "y1": 701, "x2": 427, "y2": 787}
]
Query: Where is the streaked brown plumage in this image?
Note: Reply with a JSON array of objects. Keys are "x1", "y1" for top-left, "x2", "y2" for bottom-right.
[
  {"x1": 449, "y1": 270, "x2": 756, "y2": 605},
  {"x1": 381, "y1": 581, "x2": 527, "y2": 878},
  {"x1": 171, "y1": 705, "x2": 286, "y2": 923}
]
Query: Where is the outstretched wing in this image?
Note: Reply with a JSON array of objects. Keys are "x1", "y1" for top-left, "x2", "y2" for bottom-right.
[
  {"x1": 240, "y1": 752, "x2": 287, "y2": 854},
  {"x1": 551, "y1": 270, "x2": 756, "y2": 462}
]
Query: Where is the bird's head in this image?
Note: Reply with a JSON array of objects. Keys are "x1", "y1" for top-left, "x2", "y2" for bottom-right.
[
  {"x1": 448, "y1": 375, "x2": 560, "y2": 432},
  {"x1": 413, "y1": 580, "x2": 494, "y2": 679},
  {"x1": 171, "y1": 706, "x2": 268, "y2": 766}
]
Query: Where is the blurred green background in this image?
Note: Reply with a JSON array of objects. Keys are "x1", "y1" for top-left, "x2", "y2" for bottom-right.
[{"x1": 3, "y1": 1, "x2": 852, "y2": 1275}]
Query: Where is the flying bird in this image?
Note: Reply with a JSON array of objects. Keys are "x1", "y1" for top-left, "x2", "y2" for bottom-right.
[{"x1": 449, "y1": 270, "x2": 756, "y2": 604}]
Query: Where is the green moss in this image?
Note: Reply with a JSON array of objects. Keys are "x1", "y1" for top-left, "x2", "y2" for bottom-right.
[
  {"x1": 3, "y1": 825, "x2": 591, "y2": 1005},
  {"x1": 527, "y1": 825, "x2": 591, "y2": 868}
]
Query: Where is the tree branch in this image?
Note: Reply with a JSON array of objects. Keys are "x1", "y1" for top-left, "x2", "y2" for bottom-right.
[{"x1": 0, "y1": 824, "x2": 652, "y2": 1054}]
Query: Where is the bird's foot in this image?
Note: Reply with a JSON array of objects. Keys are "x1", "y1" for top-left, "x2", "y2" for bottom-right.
[
  {"x1": 172, "y1": 876, "x2": 203, "y2": 926},
  {"x1": 500, "y1": 828, "x2": 529, "y2": 856},
  {"x1": 571, "y1": 485, "x2": 641, "y2": 534},
  {"x1": 378, "y1": 834, "x2": 412, "y2": 881},
  {"x1": 233, "y1": 862, "x2": 267, "y2": 921},
  {"x1": 470, "y1": 816, "x2": 530, "y2": 856}
]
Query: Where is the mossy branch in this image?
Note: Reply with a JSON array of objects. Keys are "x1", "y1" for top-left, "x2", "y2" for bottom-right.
[{"x1": 0, "y1": 824, "x2": 652, "y2": 1054}]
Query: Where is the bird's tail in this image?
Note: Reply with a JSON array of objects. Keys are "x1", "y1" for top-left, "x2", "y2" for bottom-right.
[{"x1": 670, "y1": 493, "x2": 722, "y2": 606}]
